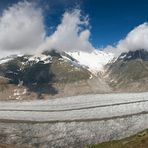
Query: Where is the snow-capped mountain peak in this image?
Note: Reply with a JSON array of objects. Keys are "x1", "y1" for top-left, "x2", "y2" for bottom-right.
[{"x1": 67, "y1": 50, "x2": 114, "y2": 74}]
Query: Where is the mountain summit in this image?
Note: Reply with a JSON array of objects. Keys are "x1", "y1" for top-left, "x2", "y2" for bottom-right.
[
  {"x1": 68, "y1": 50, "x2": 113, "y2": 74},
  {"x1": 118, "y1": 49, "x2": 148, "y2": 61}
]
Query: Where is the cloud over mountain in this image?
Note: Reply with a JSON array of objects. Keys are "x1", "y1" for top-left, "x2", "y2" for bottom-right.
[
  {"x1": 38, "y1": 9, "x2": 94, "y2": 52},
  {"x1": 107, "y1": 23, "x2": 148, "y2": 56},
  {"x1": 117, "y1": 23, "x2": 148, "y2": 51},
  {"x1": 0, "y1": 1, "x2": 148, "y2": 58},
  {"x1": 0, "y1": 1, "x2": 94, "y2": 57},
  {"x1": 0, "y1": 1, "x2": 45, "y2": 56}
]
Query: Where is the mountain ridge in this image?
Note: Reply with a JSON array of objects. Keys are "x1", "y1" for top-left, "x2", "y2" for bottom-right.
[
  {"x1": 0, "y1": 49, "x2": 148, "y2": 100},
  {"x1": 0, "y1": 49, "x2": 111, "y2": 100}
]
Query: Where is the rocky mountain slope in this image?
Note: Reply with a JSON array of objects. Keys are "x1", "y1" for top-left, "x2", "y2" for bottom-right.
[
  {"x1": 104, "y1": 49, "x2": 148, "y2": 92},
  {"x1": 0, "y1": 50, "x2": 111, "y2": 100},
  {"x1": 0, "y1": 49, "x2": 148, "y2": 100}
]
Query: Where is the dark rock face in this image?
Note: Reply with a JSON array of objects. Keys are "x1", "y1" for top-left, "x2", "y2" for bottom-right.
[
  {"x1": 118, "y1": 49, "x2": 148, "y2": 61},
  {"x1": 42, "y1": 49, "x2": 62, "y2": 58}
]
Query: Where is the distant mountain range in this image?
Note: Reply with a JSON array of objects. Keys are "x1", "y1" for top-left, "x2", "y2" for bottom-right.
[{"x1": 0, "y1": 49, "x2": 147, "y2": 100}]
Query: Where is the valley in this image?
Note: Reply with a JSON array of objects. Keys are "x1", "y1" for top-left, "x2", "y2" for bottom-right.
[
  {"x1": 0, "y1": 49, "x2": 147, "y2": 148},
  {"x1": 0, "y1": 1, "x2": 148, "y2": 147}
]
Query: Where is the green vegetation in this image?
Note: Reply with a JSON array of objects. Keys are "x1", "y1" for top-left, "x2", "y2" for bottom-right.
[{"x1": 86, "y1": 129, "x2": 148, "y2": 148}]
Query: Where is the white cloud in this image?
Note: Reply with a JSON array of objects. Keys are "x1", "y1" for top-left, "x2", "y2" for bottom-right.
[
  {"x1": 38, "y1": 9, "x2": 94, "y2": 52},
  {"x1": 1, "y1": 0, "x2": 148, "y2": 59},
  {"x1": 0, "y1": 1, "x2": 45, "y2": 56},
  {"x1": 106, "y1": 23, "x2": 148, "y2": 56},
  {"x1": 0, "y1": 2, "x2": 96, "y2": 57},
  {"x1": 117, "y1": 23, "x2": 148, "y2": 51}
]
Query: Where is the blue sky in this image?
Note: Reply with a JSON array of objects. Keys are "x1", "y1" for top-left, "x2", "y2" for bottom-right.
[
  {"x1": 32, "y1": 0, "x2": 148, "y2": 47},
  {"x1": 0, "y1": 0, "x2": 148, "y2": 50}
]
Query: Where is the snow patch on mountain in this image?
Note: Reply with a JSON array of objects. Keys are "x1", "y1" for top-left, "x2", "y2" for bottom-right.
[
  {"x1": 68, "y1": 50, "x2": 114, "y2": 74},
  {"x1": 0, "y1": 55, "x2": 19, "y2": 64},
  {"x1": 28, "y1": 54, "x2": 52, "y2": 64}
]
